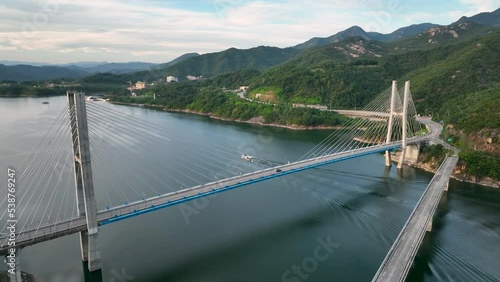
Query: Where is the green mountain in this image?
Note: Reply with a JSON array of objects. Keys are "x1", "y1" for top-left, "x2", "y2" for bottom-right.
[
  {"x1": 282, "y1": 36, "x2": 389, "y2": 67},
  {"x1": 75, "y1": 46, "x2": 299, "y2": 84},
  {"x1": 292, "y1": 7, "x2": 500, "y2": 50},
  {"x1": 159, "y1": 52, "x2": 200, "y2": 68},
  {"x1": 388, "y1": 21, "x2": 499, "y2": 52},
  {"x1": 141, "y1": 18, "x2": 497, "y2": 81},
  {"x1": 243, "y1": 30, "x2": 500, "y2": 131},
  {"x1": 66, "y1": 62, "x2": 157, "y2": 74},
  {"x1": 293, "y1": 23, "x2": 440, "y2": 50},
  {"x1": 132, "y1": 24, "x2": 444, "y2": 79},
  {"x1": 294, "y1": 26, "x2": 373, "y2": 50},
  {"x1": 399, "y1": 30, "x2": 500, "y2": 117},
  {"x1": 155, "y1": 46, "x2": 300, "y2": 79},
  {"x1": 455, "y1": 7, "x2": 500, "y2": 26},
  {"x1": 368, "y1": 23, "x2": 440, "y2": 41}
]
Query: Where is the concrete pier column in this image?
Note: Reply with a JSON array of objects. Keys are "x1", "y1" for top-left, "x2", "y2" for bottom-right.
[
  {"x1": 79, "y1": 231, "x2": 89, "y2": 261},
  {"x1": 444, "y1": 180, "x2": 449, "y2": 192},
  {"x1": 385, "y1": 81, "x2": 397, "y2": 167},
  {"x1": 397, "y1": 81, "x2": 410, "y2": 169},
  {"x1": 68, "y1": 91, "x2": 102, "y2": 271},
  {"x1": 405, "y1": 145, "x2": 420, "y2": 164},
  {"x1": 426, "y1": 220, "x2": 433, "y2": 232}
]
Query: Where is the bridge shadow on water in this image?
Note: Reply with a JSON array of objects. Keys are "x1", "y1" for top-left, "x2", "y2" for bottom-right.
[
  {"x1": 144, "y1": 165, "x2": 428, "y2": 281},
  {"x1": 82, "y1": 262, "x2": 103, "y2": 282}
]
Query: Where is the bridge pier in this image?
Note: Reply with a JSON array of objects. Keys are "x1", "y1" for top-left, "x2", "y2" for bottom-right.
[
  {"x1": 68, "y1": 91, "x2": 102, "y2": 272},
  {"x1": 426, "y1": 219, "x2": 433, "y2": 232},
  {"x1": 397, "y1": 81, "x2": 410, "y2": 169},
  {"x1": 385, "y1": 152, "x2": 392, "y2": 167},
  {"x1": 405, "y1": 144, "x2": 420, "y2": 164}
]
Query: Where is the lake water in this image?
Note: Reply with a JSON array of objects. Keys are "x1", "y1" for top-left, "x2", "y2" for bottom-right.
[{"x1": 1, "y1": 96, "x2": 499, "y2": 282}]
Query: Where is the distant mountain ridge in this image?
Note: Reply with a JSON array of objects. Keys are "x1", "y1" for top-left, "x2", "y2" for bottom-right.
[
  {"x1": 160, "y1": 52, "x2": 200, "y2": 68},
  {"x1": 0, "y1": 54, "x2": 193, "y2": 81},
  {"x1": 156, "y1": 16, "x2": 497, "y2": 79},
  {"x1": 66, "y1": 62, "x2": 156, "y2": 74},
  {"x1": 369, "y1": 23, "x2": 440, "y2": 41},
  {"x1": 0, "y1": 60, "x2": 52, "y2": 67},
  {"x1": 156, "y1": 46, "x2": 300, "y2": 78},
  {"x1": 0, "y1": 64, "x2": 87, "y2": 82},
  {"x1": 455, "y1": 7, "x2": 500, "y2": 26},
  {"x1": 156, "y1": 10, "x2": 500, "y2": 78},
  {"x1": 58, "y1": 61, "x2": 109, "y2": 68},
  {"x1": 293, "y1": 23, "x2": 439, "y2": 49}
]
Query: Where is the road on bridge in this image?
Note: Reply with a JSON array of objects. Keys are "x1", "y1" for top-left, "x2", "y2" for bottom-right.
[
  {"x1": 1, "y1": 140, "x2": 423, "y2": 254},
  {"x1": 372, "y1": 156, "x2": 459, "y2": 282}
]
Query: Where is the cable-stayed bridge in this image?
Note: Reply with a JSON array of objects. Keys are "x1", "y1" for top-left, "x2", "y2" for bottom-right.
[{"x1": 0, "y1": 81, "x2": 456, "y2": 282}]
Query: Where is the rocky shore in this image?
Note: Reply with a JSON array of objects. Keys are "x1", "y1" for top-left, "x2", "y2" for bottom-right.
[{"x1": 390, "y1": 150, "x2": 499, "y2": 188}]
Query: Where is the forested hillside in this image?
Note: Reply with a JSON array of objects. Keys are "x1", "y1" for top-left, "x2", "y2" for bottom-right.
[
  {"x1": 245, "y1": 30, "x2": 500, "y2": 130},
  {"x1": 157, "y1": 46, "x2": 300, "y2": 78}
]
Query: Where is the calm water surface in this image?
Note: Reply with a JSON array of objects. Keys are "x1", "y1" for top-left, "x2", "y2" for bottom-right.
[{"x1": 0, "y1": 96, "x2": 499, "y2": 282}]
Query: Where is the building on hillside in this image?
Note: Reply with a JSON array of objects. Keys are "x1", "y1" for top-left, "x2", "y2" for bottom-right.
[
  {"x1": 186, "y1": 75, "x2": 199, "y2": 81},
  {"x1": 239, "y1": 86, "x2": 249, "y2": 92},
  {"x1": 166, "y1": 76, "x2": 179, "y2": 83},
  {"x1": 135, "y1": 81, "x2": 146, "y2": 89}
]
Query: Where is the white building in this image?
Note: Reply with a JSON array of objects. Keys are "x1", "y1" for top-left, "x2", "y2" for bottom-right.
[
  {"x1": 186, "y1": 75, "x2": 198, "y2": 81},
  {"x1": 166, "y1": 76, "x2": 179, "y2": 83}
]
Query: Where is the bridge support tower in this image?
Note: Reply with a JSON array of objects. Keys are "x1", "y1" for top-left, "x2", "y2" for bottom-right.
[
  {"x1": 68, "y1": 91, "x2": 102, "y2": 272},
  {"x1": 397, "y1": 81, "x2": 410, "y2": 169},
  {"x1": 385, "y1": 81, "x2": 397, "y2": 167}
]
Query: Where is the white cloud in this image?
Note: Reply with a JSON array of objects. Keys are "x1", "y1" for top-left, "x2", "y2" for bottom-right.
[
  {"x1": 404, "y1": 12, "x2": 436, "y2": 24},
  {"x1": 404, "y1": 10, "x2": 473, "y2": 25},
  {"x1": 459, "y1": 0, "x2": 500, "y2": 14},
  {"x1": 1, "y1": 0, "x2": 373, "y2": 63},
  {"x1": 0, "y1": 45, "x2": 16, "y2": 51},
  {"x1": 0, "y1": 0, "x2": 496, "y2": 63}
]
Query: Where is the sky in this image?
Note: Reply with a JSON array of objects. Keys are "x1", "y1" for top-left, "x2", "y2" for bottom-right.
[{"x1": 0, "y1": 0, "x2": 498, "y2": 64}]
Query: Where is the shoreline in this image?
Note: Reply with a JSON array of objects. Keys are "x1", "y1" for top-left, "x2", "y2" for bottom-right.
[
  {"x1": 412, "y1": 162, "x2": 499, "y2": 188},
  {"x1": 110, "y1": 101, "x2": 344, "y2": 130},
  {"x1": 390, "y1": 152, "x2": 499, "y2": 189}
]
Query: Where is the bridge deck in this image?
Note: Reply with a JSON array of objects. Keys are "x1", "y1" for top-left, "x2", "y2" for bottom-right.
[
  {"x1": 372, "y1": 156, "x2": 458, "y2": 282},
  {"x1": 1, "y1": 135, "x2": 431, "y2": 255},
  {"x1": 1, "y1": 140, "x2": 424, "y2": 254}
]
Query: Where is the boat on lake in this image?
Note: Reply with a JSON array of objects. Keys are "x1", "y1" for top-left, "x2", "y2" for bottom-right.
[{"x1": 241, "y1": 154, "x2": 254, "y2": 161}]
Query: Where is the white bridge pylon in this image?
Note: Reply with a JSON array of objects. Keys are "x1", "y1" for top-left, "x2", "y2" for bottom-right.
[
  {"x1": 385, "y1": 80, "x2": 412, "y2": 169},
  {"x1": 333, "y1": 80, "x2": 421, "y2": 168}
]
